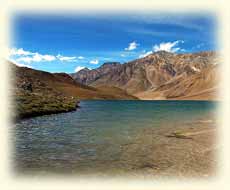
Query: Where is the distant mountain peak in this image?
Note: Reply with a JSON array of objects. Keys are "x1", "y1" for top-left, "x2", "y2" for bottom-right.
[{"x1": 78, "y1": 67, "x2": 90, "y2": 73}]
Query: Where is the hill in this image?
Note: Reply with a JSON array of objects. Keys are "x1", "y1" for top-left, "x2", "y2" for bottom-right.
[{"x1": 11, "y1": 62, "x2": 137, "y2": 119}]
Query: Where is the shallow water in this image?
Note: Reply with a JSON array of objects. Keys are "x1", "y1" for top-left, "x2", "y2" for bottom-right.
[{"x1": 13, "y1": 100, "x2": 217, "y2": 175}]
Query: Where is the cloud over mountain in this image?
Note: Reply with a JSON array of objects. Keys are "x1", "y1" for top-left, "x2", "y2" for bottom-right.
[
  {"x1": 153, "y1": 40, "x2": 184, "y2": 53},
  {"x1": 57, "y1": 54, "x2": 76, "y2": 62},
  {"x1": 8, "y1": 48, "x2": 80, "y2": 64},
  {"x1": 90, "y1": 59, "x2": 99, "y2": 64},
  {"x1": 125, "y1": 41, "x2": 139, "y2": 51}
]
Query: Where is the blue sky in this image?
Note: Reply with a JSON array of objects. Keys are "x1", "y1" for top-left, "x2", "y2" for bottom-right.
[{"x1": 9, "y1": 12, "x2": 217, "y2": 73}]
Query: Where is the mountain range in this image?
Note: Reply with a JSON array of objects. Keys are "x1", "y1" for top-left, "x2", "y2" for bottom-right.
[{"x1": 71, "y1": 51, "x2": 219, "y2": 100}]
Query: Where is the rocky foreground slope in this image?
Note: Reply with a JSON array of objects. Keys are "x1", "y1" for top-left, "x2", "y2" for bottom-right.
[
  {"x1": 12, "y1": 62, "x2": 137, "y2": 119},
  {"x1": 12, "y1": 63, "x2": 78, "y2": 119},
  {"x1": 71, "y1": 51, "x2": 219, "y2": 100}
]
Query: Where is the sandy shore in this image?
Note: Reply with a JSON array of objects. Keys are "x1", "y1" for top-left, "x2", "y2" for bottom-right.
[{"x1": 118, "y1": 117, "x2": 218, "y2": 179}]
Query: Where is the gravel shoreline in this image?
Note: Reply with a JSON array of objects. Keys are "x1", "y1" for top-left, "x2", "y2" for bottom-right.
[{"x1": 119, "y1": 117, "x2": 218, "y2": 178}]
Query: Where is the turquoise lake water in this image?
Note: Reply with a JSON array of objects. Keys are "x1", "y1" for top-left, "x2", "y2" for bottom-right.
[{"x1": 13, "y1": 100, "x2": 217, "y2": 175}]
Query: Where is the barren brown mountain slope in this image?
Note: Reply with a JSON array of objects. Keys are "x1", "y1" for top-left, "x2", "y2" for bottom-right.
[
  {"x1": 12, "y1": 63, "x2": 78, "y2": 118},
  {"x1": 13, "y1": 63, "x2": 137, "y2": 100},
  {"x1": 12, "y1": 62, "x2": 138, "y2": 118},
  {"x1": 135, "y1": 64, "x2": 219, "y2": 100},
  {"x1": 71, "y1": 51, "x2": 219, "y2": 100}
]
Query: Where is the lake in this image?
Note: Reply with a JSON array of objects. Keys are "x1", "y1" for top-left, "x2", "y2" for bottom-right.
[{"x1": 13, "y1": 100, "x2": 217, "y2": 176}]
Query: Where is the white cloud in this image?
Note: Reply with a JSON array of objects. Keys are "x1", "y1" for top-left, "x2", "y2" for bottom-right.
[
  {"x1": 16, "y1": 53, "x2": 56, "y2": 63},
  {"x1": 120, "y1": 54, "x2": 126, "y2": 57},
  {"x1": 33, "y1": 53, "x2": 43, "y2": 62},
  {"x1": 9, "y1": 48, "x2": 57, "y2": 64},
  {"x1": 57, "y1": 54, "x2": 76, "y2": 62},
  {"x1": 125, "y1": 41, "x2": 139, "y2": 51},
  {"x1": 77, "y1": 56, "x2": 85, "y2": 60},
  {"x1": 10, "y1": 48, "x2": 34, "y2": 56},
  {"x1": 139, "y1": 51, "x2": 152, "y2": 58},
  {"x1": 74, "y1": 66, "x2": 85, "y2": 72},
  {"x1": 90, "y1": 59, "x2": 99, "y2": 64},
  {"x1": 153, "y1": 40, "x2": 183, "y2": 53},
  {"x1": 8, "y1": 48, "x2": 81, "y2": 64},
  {"x1": 42, "y1": 54, "x2": 56, "y2": 61},
  {"x1": 16, "y1": 57, "x2": 34, "y2": 63},
  {"x1": 138, "y1": 40, "x2": 185, "y2": 58}
]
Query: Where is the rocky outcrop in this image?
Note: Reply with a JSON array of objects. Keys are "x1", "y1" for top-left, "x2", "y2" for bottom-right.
[{"x1": 72, "y1": 62, "x2": 122, "y2": 85}]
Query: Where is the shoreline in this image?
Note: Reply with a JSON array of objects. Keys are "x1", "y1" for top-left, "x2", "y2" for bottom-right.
[
  {"x1": 118, "y1": 117, "x2": 218, "y2": 178},
  {"x1": 14, "y1": 114, "x2": 218, "y2": 178},
  {"x1": 15, "y1": 99, "x2": 218, "y2": 120}
]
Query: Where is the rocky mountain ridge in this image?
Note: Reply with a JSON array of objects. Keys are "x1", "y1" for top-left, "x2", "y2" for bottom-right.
[{"x1": 71, "y1": 51, "x2": 219, "y2": 100}]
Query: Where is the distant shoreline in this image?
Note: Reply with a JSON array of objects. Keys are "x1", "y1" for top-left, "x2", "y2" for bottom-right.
[{"x1": 14, "y1": 99, "x2": 218, "y2": 121}]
